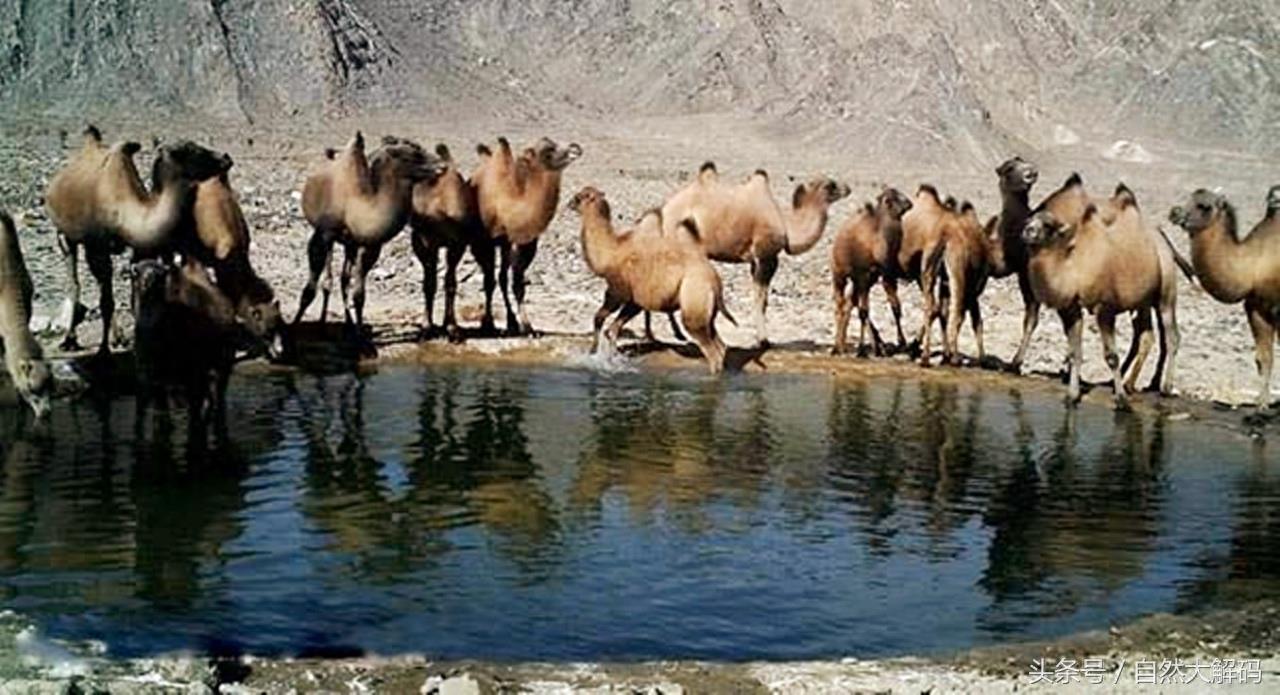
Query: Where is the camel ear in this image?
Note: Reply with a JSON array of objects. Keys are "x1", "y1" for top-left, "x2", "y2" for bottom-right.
[
  {"x1": 122, "y1": 141, "x2": 142, "y2": 156},
  {"x1": 353, "y1": 131, "x2": 365, "y2": 150},
  {"x1": 1082, "y1": 203, "x2": 1099, "y2": 224}
]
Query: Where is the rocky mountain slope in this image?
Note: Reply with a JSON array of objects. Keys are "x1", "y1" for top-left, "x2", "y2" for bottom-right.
[{"x1": 2, "y1": 0, "x2": 1276, "y2": 165}]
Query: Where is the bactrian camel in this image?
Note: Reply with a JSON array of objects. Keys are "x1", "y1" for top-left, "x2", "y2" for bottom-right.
[
  {"x1": 472, "y1": 137, "x2": 582, "y2": 336},
  {"x1": 1169, "y1": 188, "x2": 1280, "y2": 409},
  {"x1": 660, "y1": 163, "x2": 850, "y2": 347},
  {"x1": 568, "y1": 186, "x2": 735, "y2": 374},
  {"x1": 1021, "y1": 188, "x2": 1181, "y2": 409},
  {"x1": 295, "y1": 132, "x2": 447, "y2": 332},
  {"x1": 45, "y1": 125, "x2": 233, "y2": 354},
  {"x1": 0, "y1": 210, "x2": 52, "y2": 417},
  {"x1": 830, "y1": 186, "x2": 914, "y2": 356}
]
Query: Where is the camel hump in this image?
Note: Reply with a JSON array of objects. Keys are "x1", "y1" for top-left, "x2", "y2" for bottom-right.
[
  {"x1": 1113, "y1": 182, "x2": 1138, "y2": 209},
  {"x1": 323, "y1": 147, "x2": 337, "y2": 160},
  {"x1": 1064, "y1": 172, "x2": 1083, "y2": 188},
  {"x1": 677, "y1": 217, "x2": 701, "y2": 240},
  {"x1": 863, "y1": 202, "x2": 875, "y2": 216},
  {"x1": 121, "y1": 141, "x2": 142, "y2": 156},
  {"x1": 1082, "y1": 202, "x2": 1100, "y2": 222},
  {"x1": 352, "y1": 131, "x2": 365, "y2": 150},
  {"x1": 435, "y1": 143, "x2": 452, "y2": 161},
  {"x1": 699, "y1": 161, "x2": 716, "y2": 174},
  {"x1": 917, "y1": 183, "x2": 941, "y2": 202},
  {"x1": 753, "y1": 168, "x2": 769, "y2": 179},
  {"x1": 497, "y1": 137, "x2": 512, "y2": 155},
  {"x1": 83, "y1": 124, "x2": 103, "y2": 143},
  {"x1": 943, "y1": 195, "x2": 959, "y2": 211},
  {"x1": 959, "y1": 200, "x2": 975, "y2": 214},
  {"x1": 476, "y1": 143, "x2": 492, "y2": 158}
]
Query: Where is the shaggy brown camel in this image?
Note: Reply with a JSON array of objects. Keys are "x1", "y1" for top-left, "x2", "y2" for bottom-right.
[
  {"x1": 0, "y1": 211, "x2": 51, "y2": 418},
  {"x1": 568, "y1": 186, "x2": 735, "y2": 374},
  {"x1": 660, "y1": 163, "x2": 851, "y2": 347},
  {"x1": 934, "y1": 200, "x2": 997, "y2": 366},
  {"x1": 472, "y1": 136, "x2": 583, "y2": 335},
  {"x1": 830, "y1": 187, "x2": 914, "y2": 356},
  {"x1": 184, "y1": 173, "x2": 283, "y2": 356},
  {"x1": 894, "y1": 185, "x2": 972, "y2": 364},
  {"x1": 295, "y1": 133, "x2": 447, "y2": 332},
  {"x1": 1022, "y1": 193, "x2": 1181, "y2": 408},
  {"x1": 45, "y1": 125, "x2": 233, "y2": 354},
  {"x1": 407, "y1": 143, "x2": 493, "y2": 340},
  {"x1": 133, "y1": 259, "x2": 242, "y2": 443},
  {"x1": 1169, "y1": 188, "x2": 1280, "y2": 409},
  {"x1": 983, "y1": 157, "x2": 1040, "y2": 367}
]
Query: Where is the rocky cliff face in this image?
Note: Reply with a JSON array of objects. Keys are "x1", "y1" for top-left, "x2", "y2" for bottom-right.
[{"x1": 1, "y1": 0, "x2": 1276, "y2": 161}]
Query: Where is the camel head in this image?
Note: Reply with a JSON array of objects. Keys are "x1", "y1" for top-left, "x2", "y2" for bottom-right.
[
  {"x1": 377, "y1": 136, "x2": 448, "y2": 183},
  {"x1": 11, "y1": 356, "x2": 51, "y2": 419},
  {"x1": 1169, "y1": 189, "x2": 1227, "y2": 235},
  {"x1": 792, "y1": 177, "x2": 852, "y2": 209},
  {"x1": 1022, "y1": 209, "x2": 1076, "y2": 249},
  {"x1": 151, "y1": 141, "x2": 234, "y2": 190},
  {"x1": 876, "y1": 186, "x2": 913, "y2": 218},
  {"x1": 996, "y1": 156, "x2": 1038, "y2": 193},
  {"x1": 239, "y1": 293, "x2": 284, "y2": 360},
  {"x1": 567, "y1": 186, "x2": 609, "y2": 217},
  {"x1": 531, "y1": 138, "x2": 583, "y2": 171},
  {"x1": 1266, "y1": 185, "x2": 1280, "y2": 218}
]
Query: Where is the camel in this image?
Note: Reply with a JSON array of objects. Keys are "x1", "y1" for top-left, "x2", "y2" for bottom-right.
[
  {"x1": 133, "y1": 259, "x2": 243, "y2": 443},
  {"x1": 45, "y1": 125, "x2": 233, "y2": 354},
  {"x1": 406, "y1": 143, "x2": 492, "y2": 340},
  {"x1": 1021, "y1": 191, "x2": 1181, "y2": 408},
  {"x1": 295, "y1": 133, "x2": 447, "y2": 332},
  {"x1": 472, "y1": 136, "x2": 583, "y2": 335},
  {"x1": 0, "y1": 211, "x2": 51, "y2": 418},
  {"x1": 983, "y1": 157, "x2": 1040, "y2": 368},
  {"x1": 659, "y1": 163, "x2": 851, "y2": 347},
  {"x1": 830, "y1": 187, "x2": 914, "y2": 356},
  {"x1": 183, "y1": 173, "x2": 282, "y2": 356},
  {"x1": 933, "y1": 200, "x2": 997, "y2": 366},
  {"x1": 567, "y1": 186, "x2": 735, "y2": 374},
  {"x1": 1169, "y1": 188, "x2": 1280, "y2": 409}
]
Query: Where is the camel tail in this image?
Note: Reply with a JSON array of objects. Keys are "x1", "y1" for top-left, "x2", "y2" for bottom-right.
[
  {"x1": 716, "y1": 287, "x2": 739, "y2": 328},
  {"x1": 925, "y1": 237, "x2": 948, "y2": 281},
  {"x1": 83, "y1": 124, "x2": 102, "y2": 142},
  {"x1": 1157, "y1": 225, "x2": 1197, "y2": 284}
]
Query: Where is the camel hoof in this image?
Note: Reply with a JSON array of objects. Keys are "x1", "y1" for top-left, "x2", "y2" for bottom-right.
[
  {"x1": 58, "y1": 336, "x2": 81, "y2": 353},
  {"x1": 445, "y1": 325, "x2": 465, "y2": 344},
  {"x1": 1002, "y1": 360, "x2": 1023, "y2": 374},
  {"x1": 829, "y1": 346, "x2": 843, "y2": 357}
]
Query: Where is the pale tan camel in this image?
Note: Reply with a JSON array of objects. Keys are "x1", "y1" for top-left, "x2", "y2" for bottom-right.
[
  {"x1": 1022, "y1": 192, "x2": 1181, "y2": 408},
  {"x1": 407, "y1": 143, "x2": 493, "y2": 340},
  {"x1": 0, "y1": 211, "x2": 51, "y2": 417},
  {"x1": 295, "y1": 133, "x2": 446, "y2": 332},
  {"x1": 660, "y1": 163, "x2": 851, "y2": 347},
  {"x1": 184, "y1": 173, "x2": 282, "y2": 356},
  {"x1": 933, "y1": 200, "x2": 997, "y2": 366},
  {"x1": 1169, "y1": 188, "x2": 1280, "y2": 409},
  {"x1": 472, "y1": 137, "x2": 582, "y2": 335},
  {"x1": 568, "y1": 186, "x2": 735, "y2": 374},
  {"x1": 45, "y1": 125, "x2": 233, "y2": 354},
  {"x1": 830, "y1": 187, "x2": 913, "y2": 356},
  {"x1": 889, "y1": 185, "x2": 952, "y2": 358}
]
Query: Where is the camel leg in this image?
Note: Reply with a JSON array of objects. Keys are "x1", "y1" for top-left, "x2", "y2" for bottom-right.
[
  {"x1": 917, "y1": 267, "x2": 940, "y2": 367},
  {"x1": 605, "y1": 302, "x2": 642, "y2": 354},
  {"x1": 683, "y1": 315, "x2": 726, "y2": 375},
  {"x1": 511, "y1": 240, "x2": 539, "y2": 336},
  {"x1": 339, "y1": 245, "x2": 356, "y2": 325},
  {"x1": 1246, "y1": 301, "x2": 1276, "y2": 410},
  {"x1": 667, "y1": 312, "x2": 687, "y2": 342},
  {"x1": 294, "y1": 230, "x2": 335, "y2": 325},
  {"x1": 860, "y1": 287, "x2": 885, "y2": 357},
  {"x1": 497, "y1": 240, "x2": 519, "y2": 335},
  {"x1": 1097, "y1": 308, "x2": 1128, "y2": 410},
  {"x1": 470, "y1": 238, "x2": 498, "y2": 335},
  {"x1": 1153, "y1": 299, "x2": 1180, "y2": 396},
  {"x1": 1060, "y1": 306, "x2": 1084, "y2": 404},
  {"x1": 85, "y1": 245, "x2": 115, "y2": 357},
  {"x1": 352, "y1": 244, "x2": 381, "y2": 333},
  {"x1": 443, "y1": 242, "x2": 466, "y2": 341},
  {"x1": 410, "y1": 231, "x2": 439, "y2": 336},
  {"x1": 969, "y1": 299, "x2": 985, "y2": 363},
  {"x1": 592, "y1": 289, "x2": 624, "y2": 354},
  {"x1": 751, "y1": 255, "x2": 779, "y2": 348},
  {"x1": 832, "y1": 274, "x2": 851, "y2": 355},
  {"x1": 1010, "y1": 271, "x2": 1041, "y2": 370},
  {"x1": 1122, "y1": 310, "x2": 1155, "y2": 394},
  {"x1": 882, "y1": 276, "x2": 907, "y2": 350},
  {"x1": 56, "y1": 235, "x2": 86, "y2": 351},
  {"x1": 943, "y1": 270, "x2": 965, "y2": 366},
  {"x1": 643, "y1": 312, "x2": 656, "y2": 343}
]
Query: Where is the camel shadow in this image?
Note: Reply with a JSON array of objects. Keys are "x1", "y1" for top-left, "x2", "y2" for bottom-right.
[{"x1": 282, "y1": 321, "x2": 376, "y2": 373}]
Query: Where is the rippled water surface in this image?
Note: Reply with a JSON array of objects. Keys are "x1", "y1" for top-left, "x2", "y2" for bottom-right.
[{"x1": 0, "y1": 364, "x2": 1277, "y2": 661}]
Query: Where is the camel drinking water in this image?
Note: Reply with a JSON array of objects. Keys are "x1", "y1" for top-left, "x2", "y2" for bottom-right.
[
  {"x1": 45, "y1": 126, "x2": 233, "y2": 355},
  {"x1": 0, "y1": 211, "x2": 52, "y2": 418}
]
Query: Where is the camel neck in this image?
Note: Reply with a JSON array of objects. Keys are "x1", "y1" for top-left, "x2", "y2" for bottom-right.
[
  {"x1": 1190, "y1": 219, "x2": 1252, "y2": 302},
  {"x1": 580, "y1": 205, "x2": 619, "y2": 275},
  {"x1": 784, "y1": 201, "x2": 828, "y2": 255}
]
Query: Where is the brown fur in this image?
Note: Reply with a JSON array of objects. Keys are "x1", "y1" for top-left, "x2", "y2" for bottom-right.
[
  {"x1": 1023, "y1": 198, "x2": 1181, "y2": 408},
  {"x1": 186, "y1": 173, "x2": 282, "y2": 354},
  {"x1": 1170, "y1": 189, "x2": 1280, "y2": 408},
  {"x1": 0, "y1": 211, "x2": 51, "y2": 417},
  {"x1": 44, "y1": 126, "x2": 232, "y2": 354},
  {"x1": 408, "y1": 143, "x2": 493, "y2": 339},
  {"x1": 660, "y1": 165, "x2": 851, "y2": 346},
  {"x1": 830, "y1": 188, "x2": 913, "y2": 356},
  {"x1": 568, "y1": 187, "x2": 734, "y2": 374},
  {"x1": 294, "y1": 133, "x2": 446, "y2": 331},
  {"x1": 933, "y1": 201, "x2": 997, "y2": 366},
  {"x1": 471, "y1": 136, "x2": 582, "y2": 335},
  {"x1": 985, "y1": 157, "x2": 1041, "y2": 367}
]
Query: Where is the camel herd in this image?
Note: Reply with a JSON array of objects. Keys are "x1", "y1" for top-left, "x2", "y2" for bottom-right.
[{"x1": 0, "y1": 126, "x2": 1278, "y2": 428}]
